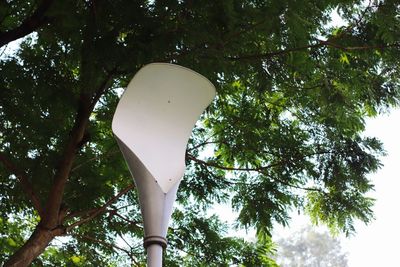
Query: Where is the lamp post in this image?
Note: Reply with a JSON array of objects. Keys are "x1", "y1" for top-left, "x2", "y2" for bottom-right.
[{"x1": 112, "y1": 63, "x2": 215, "y2": 266}]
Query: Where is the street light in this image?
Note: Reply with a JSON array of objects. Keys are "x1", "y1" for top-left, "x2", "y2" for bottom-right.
[{"x1": 112, "y1": 63, "x2": 216, "y2": 266}]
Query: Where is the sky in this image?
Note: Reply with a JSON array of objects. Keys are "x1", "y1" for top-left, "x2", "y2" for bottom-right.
[
  {"x1": 341, "y1": 108, "x2": 400, "y2": 266},
  {"x1": 273, "y1": 108, "x2": 400, "y2": 266},
  {"x1": 274, "y1": 6, "x2": 400, "y2": 266}
]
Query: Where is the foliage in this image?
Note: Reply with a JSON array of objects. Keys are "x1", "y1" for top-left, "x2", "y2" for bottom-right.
[
  {"x1": 166, "y1": 206, "x2": 278, "y2": 266},
  {"x1": 275, "y1": 226, "x2": 348, "y2": 267},
  {"x1": 1, "y1": 0, "x2": 400, "y2": 265}
]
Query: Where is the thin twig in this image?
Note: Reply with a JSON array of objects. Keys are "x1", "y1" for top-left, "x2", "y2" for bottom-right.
[
  {"x1": 89, "y1": 67, "x2": 117, "y2": 110},
  {"x1": 0, "y1": 152, "x2": 44, "y2": 217},
  {"x1": 108, "y1": 218, "x2": 138, "y2": 253},
  {"x1": 66, "y1": 184, "x2": 134, "y2": 231},
  {"x1": 64, "y1": 207, "x2": 100, "y2": 221},
  {"x1": 337, "y1": 0, "x2": 373, "y2": 38},
  {"x1": 187, "y1": 151, "x2": 331, "y2": 192},
  {"x1": 186, "y1": 153, "x2": 282, "y2": 172},
  {"x1": 71, "y1": 233, "x2": 140, "y2": 266},
  {"x1": 0, "y1": 44, "x2": 8, "y2": 57},
  {"x1": 113, "y1": 212, "x2": 142, "y2": 229},
  {"x1": 71, "y1": 149, "x2": 120, "y2": 172},
  {"x1": 187, "y1": 141, "x2": 220, "y2": 151},
  {"x1": 158, "y1": 18, "x2": 269, "y2": 63},
  {"x1": 118, "y1": 232, "x2": 133, "y2": 251},
  {"x1": 228, "y1": 40, "x2": 400, "y2": 61},
  {"x1": 228, "y1": 42, "x2": 324, "y2": 61}
]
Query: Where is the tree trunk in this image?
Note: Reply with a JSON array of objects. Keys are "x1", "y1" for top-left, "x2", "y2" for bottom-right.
[
  {"x1": 2, "y1": 66, "x2": 113, "y2": 266},
  {"x1": 3, "y1": 225, "x2": 62, "y2": 267}
]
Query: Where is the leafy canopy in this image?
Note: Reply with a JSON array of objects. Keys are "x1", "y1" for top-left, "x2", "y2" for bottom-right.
[{"x1": 1, "y1": 0, "x2": 400, "y2": 266}]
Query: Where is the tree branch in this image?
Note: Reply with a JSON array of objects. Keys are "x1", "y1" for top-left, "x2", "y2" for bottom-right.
[
  {"x1": 0, "y1": 152, "x2": 44, "y2": 217},
  {"x1": 41, "y1": 72, "x2": 115, "y2": 229},
  {"x1": 89, "y1": 68, "x2": 117, "y2": 110},
  {"x1": 340, "y1": 0, "x2": 374, "y2": 38},
  {"x1": 187, "y1": 151, "x2": 330, "y2": 192},
  {"x1": 262, "y1": 173, "x2": 323, "y2": 193},
  {"x1": 228, "y1": 40, "x2": 400, "y2": 61},
  {"x1": 64, "y1": 207, "x2": 100, "y2": 221},
  {"x1": 227, "y1": 42, "x2": 324, "y2": 61},
  {"x1": 0, "y1": 44, "x2": 8, "y2": 57},
  {"x1": 319, "y1": 40, "x2": 400, "y2": 51},
  {"x1": 40, "y1": 94, "x2": 93, "y2": 228},
  {"x1": 66, "y1": 184, "x2": 134, "y2": 231},
  {"x1": 71, "y1": 233, "x2": 140, "y2": 266},
  {"x1": 107, "y1": 217, "x2": 140, "y2": 252},
  {"x1": 187, "y1": 141, "x2": 222, "y2": 152},
  {"x1": 158, "y1": 18, "x2": 269, "y2": 63},
  {"x1": 0, "y1": 0, "x2": 54, "y2": 48},
  {"x1": 112, "y1": 211, "x2": 142, "y2": 229},
  {"x1": 71, "y1": 147, "x2": 119, "y2": 172},
  {"x1": 186, "y1": 152, "x2": 282, "y2": 172}
]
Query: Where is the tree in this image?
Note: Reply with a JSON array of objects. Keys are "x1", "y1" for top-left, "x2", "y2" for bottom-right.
[
  {"x1": 1, "y1": 0, "x2": 399, "y2": 265},
  {"x1": 275, "y1": 226, "x2": 348, "y2": 267}
]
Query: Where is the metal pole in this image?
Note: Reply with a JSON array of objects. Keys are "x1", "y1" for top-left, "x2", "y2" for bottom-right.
[
  {"x1": 146, "y1": 244, "x2": 163, "y2": 267},
  {"x1": 112, "y1": 63, "x2": 216, "y2": 266}
]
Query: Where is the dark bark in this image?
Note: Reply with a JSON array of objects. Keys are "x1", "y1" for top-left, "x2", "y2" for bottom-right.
[
  {"x1": 2, "y1": 99, "x2": 92, "y2": 266},
  {"x1": 1, "y1": 97, "x2": 92, "y2": 267},
  {"x1": 41, "y1": 95, "x2": 92, "y2": 228},
  {"x1": 66, "y1": 184, "x2": 134, "y2": 231},
  {"x1": 3, "y1": 226, "x2": 64, "y2": 267},
  {"x1": 2, "y1": 7, "x2": 115, "y2": 260},
  {"x1": 0, "y1": 0, "x2": 53, "y2": 48},
  {"x1": 3, "y1": 72, "x2": 115, "y2": 266},
  {"x1": 2, "y1": 184, "x2": 134, "y2": 267}
]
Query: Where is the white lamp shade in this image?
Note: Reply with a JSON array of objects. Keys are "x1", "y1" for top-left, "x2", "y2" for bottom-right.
[{"x1": 112, "y1": 63, "x2": 216, "y2": 193}]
